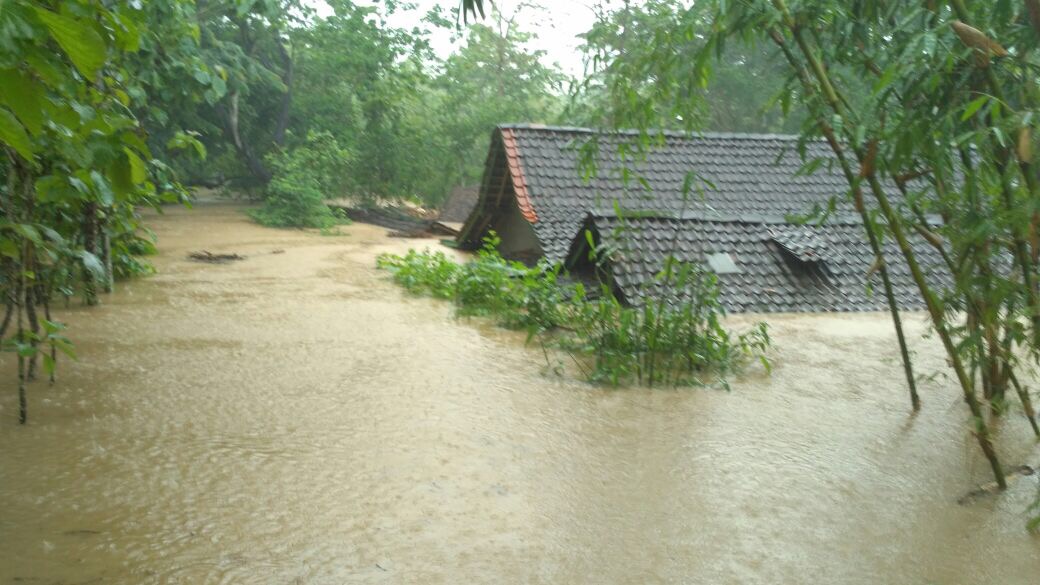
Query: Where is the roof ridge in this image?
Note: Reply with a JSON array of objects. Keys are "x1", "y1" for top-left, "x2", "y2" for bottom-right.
[
  {"x1": 497, "y1": 123, "x2": 807, "y2": 142},
  {"x1": 585, "y1": 209, "x2": 865, "y2": 225}
]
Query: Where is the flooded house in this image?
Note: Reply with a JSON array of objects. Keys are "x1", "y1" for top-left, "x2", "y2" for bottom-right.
[{"x1": 457, "y1": 124, "x2": 942, "y2": 312}]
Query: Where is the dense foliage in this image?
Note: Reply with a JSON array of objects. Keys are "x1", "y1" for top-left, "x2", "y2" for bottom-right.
[
  {"x1": 248, "y1": 132, "x2": 350, "y2": 228},
  {"x1": 377, "y1": 234, "x2": 771, "y2": 388},
  {"x1": 582, "y1": 0, "x2": 1040, "y2": 491},
  {"x1": 573, "y1": 0, "x2": 804, "y2": 133},
  {"x1": 0, "y1": 0, "x2": 198, "y2": 423},
  {"x1": 153, "y1": 1, "x2": 566, "y2": 216},
  {"x1": 0, "y1": 0, "x2": 571, "y2": 419},
  {"x1": 435, "y1": 15, "x2": 566, "y2": 188}
]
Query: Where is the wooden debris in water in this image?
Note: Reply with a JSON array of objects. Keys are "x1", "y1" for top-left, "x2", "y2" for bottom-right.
[
  {"x1": 331, "y1": 205, "x2": 459, "y2": 238},
  {"x1": 387, "y1": 222, "x2": 460, "y2": 239},
  {"x1": 188, "y1": 250, "x2": 246, "y2": 263}
]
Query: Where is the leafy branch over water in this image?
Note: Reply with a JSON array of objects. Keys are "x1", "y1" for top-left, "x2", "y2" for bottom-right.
[{"x1": 377, "y1": 233, "x2": 771, "y2": 388}]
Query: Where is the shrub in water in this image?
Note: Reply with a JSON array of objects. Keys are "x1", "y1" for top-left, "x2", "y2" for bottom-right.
[
  {"x1": 250, "y1": 131, "x2": 352, "y2": 229},
  {"x1": 377, "y1": 233, "x2": 770, "y2": 387},
  {"x1": 565, "y1": 260, "x2": 770, "y2": 387},
  {"x1": 376, "y1": 248, "x2": 460, "y2": 299}
]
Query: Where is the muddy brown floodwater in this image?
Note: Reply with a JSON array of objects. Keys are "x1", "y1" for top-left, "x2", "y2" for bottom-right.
[{"x1": 1, "y1": 202, "x2": 1038, "y2": 584}]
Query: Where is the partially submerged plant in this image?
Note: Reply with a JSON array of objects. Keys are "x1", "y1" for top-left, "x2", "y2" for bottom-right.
[
  {"x1": 377, "y1": 233, "x2": 770, "y2": 388},
  {"x1": 249, "y1": 132, "x2": 353, "y2": 229},
  {"x1": 562, "y1": 258, "x2": 770, "y2": 388}
]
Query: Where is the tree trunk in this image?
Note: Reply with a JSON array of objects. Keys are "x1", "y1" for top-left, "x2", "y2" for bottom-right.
[
  {"x1": 100, "y1": 215, "x2": 113, "y2": 294},
  {"x1": 273, "y1": 41, "x2": 293, "y2": 147},
  {"x1": 82, "y1": 203, "x2": 98, "y2": 306},
  {"x1": 224, "y1": 90, "x2": 272, "y2": 183},
  {"x1": 16, "y1": 248, "x2": 26, "y2": 425}
]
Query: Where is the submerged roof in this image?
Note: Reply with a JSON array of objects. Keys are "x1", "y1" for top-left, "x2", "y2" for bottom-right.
[
  {"x1": 461, "y1": 124, "x2": 865, "y2": 263},
  {"x1": 570, "y1": 214, "x2": 943, "y2": 313},
  {"x1": 438, "y1": 186, "x2": 479, "y2": 223}
]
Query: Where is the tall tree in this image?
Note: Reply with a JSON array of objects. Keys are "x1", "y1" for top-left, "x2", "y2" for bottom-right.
[
  {"x1": 575, "y1": 0, "x2": 802, "y2": 133},
  {"x1": 435, "y1": 5, "x2": 566, "y2": 189}
]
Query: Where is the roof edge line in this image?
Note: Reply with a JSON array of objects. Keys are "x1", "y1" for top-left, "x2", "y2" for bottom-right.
[
  {"x1": 495, "y1": 123, "x2": 806, "y2": 142},
  {"x1": 584, "y1": 210, "x2": 861, "y2": 225},
  {"x1": 500, "y1": 128, "x2": 539, "y2": 223},
  {"x1": 583, "y1": 209, "x2": 943, "y2": 226}
]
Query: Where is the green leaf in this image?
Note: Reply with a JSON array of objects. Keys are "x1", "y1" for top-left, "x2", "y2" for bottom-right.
[
  {"x1": 38, "y1": 225, "x2": 64, "y2": 245},
  {"x1": 34, "y1": 175, "x2": 69, "y2": 203},
  {"x1": 0, "y1": 238, "x2": 19, "y2": 259},
  {"x1": 24, "y1": 53, "x2": 64, "y2": 88},
  {"x1": 167, "y1": 131, "x2": 207, "y2": 159},
  {"x1": 0, "y1": 69, "x2": 44, "y2": 135},
  {"x1": 0, "y1": 107, "x2": 33, "y2": 160},
  {"x1": 108, "y1": 156, "x2": 134, "y2": 200},
  {"x1": 993, "y1": 127, "x2": 1008, "y2": 148},
  {"x1": 90, "y1": 170, "x2": 114, "y2": 206},
  {"x1": 120, "y1": 132, "x2": 150, "y2": 157},
  {"x1": 77, "y1": 250, "x2": 106, "y2": 281},
  {"x1": 69, "y1": 176, "x2": 89, "y2": 194},
  {"x1": 104, "y1": 10, "x2": 140, "y2": 52},
  {"x1": 34, "y1": 7, "x2": 107, "y2": 79},
  {"x1": 52, "y1": 338, "x2": 76, "y2": 360},
  {"x1": 872, "y1": 65, "x2": 897, "y2": 94},
  {"x1": 124, "y1": 148, "x2": 147, "y2": 184},
  {"x1": 12, "y1": 223, "x2": 42, "y2": 245},
  {"x1": 962, "y1": 96, "x2": 989, "y2": 121},
  {"x1": 42, "y1": 319, "x2": 65, "y2": 335},
  {"x1": 211, "y1": 75, "x2": 227, "y2": 98}
]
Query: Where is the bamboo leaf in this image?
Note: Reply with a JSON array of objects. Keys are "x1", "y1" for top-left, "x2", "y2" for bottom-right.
[
  {"x1": 961, "y1": 96, "x2": 989, "y2": 121},
  {"x1": 951, "y1": 21, "x2": 1008, "y2": 57}
]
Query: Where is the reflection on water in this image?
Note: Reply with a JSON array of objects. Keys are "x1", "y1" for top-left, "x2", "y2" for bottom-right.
[{"x1": 0, "y1": 202, "x2": 1037, "y2": 584}]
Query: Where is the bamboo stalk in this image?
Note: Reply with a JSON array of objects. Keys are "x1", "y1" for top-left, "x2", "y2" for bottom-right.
[
  {"x1": 769, "y1": 2, "x2": 1005, "y2": 486},
  {"x1": 1008, "y1": 370, "x2": 1040, "y2": 438},
  {"x1": 948, "y1": 0, "x2": 1040, "y2": 345},
  {"x1": 770, "y1": 29, "x2": 921, "y2": 411}
]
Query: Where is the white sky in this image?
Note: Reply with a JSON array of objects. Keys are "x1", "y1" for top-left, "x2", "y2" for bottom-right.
[{"x1": 309, "y1": 1, "x2": 609, "y2": 77}]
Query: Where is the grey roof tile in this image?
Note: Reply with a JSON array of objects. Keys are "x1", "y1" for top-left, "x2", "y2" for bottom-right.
[
  {"x1": 578, "y1": 215, "x2": 945, "y2": 313},
  {"x1": 500, "y1": 125, "x2": 862, "y2": 264},
  {"x1": 461, "y1": 125, "x2": 945, "y2": 313}
]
